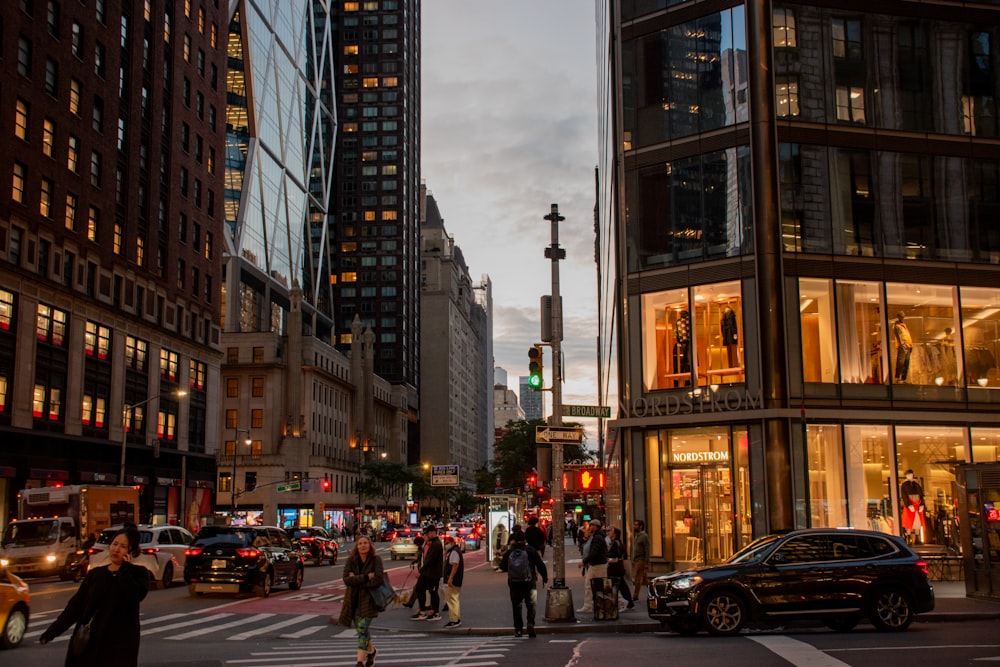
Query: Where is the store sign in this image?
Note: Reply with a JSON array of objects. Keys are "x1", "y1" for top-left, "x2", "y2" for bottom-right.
[
  {"x1": 986, "y1": 502, "x2": 1000, "y2": 523},
  {"x1": 672, "y1": 450, "x2": 730, "y2": 464},
  {"x1": 624, "y1": 387, "x2": 763, "y2": 418}
]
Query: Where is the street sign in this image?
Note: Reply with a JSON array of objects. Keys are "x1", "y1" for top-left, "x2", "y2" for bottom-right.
[
  {"x1": 561, "y1": 405, "x2": 611, "y2": 418},
  {"x1": 277, "y1": 481, "x2": 301, "y2": 492},
  {"x1": 431, "y1": 464, "x2": 459, "y2": 486},
  {"x1": 535, "y1": 426, "x2": 585, "y2": 444}
]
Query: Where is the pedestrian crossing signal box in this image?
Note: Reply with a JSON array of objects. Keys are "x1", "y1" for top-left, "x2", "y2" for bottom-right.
[{"x1": 563, "y1": 467, "x2": 604, "y2": 492}]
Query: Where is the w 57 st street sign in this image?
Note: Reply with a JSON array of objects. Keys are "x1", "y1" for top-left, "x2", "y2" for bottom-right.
[{"x1": 535, "y1": 426, "x2": 584, "y2": 444}]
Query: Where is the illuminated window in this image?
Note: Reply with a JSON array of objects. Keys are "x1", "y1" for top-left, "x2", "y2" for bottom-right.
[
  {"x1": 69, "y1": 79, "x2": 81, "y2": 115},
  {"x1": 126, "y1": 336, "x2": 148, "y2": 370},
  {"x1": 344, "y1": 45, "x2": 359, "y2": 55},
  {"x1": 362, "y1": 77, "x2": 378, "y2": 88},
  {"x1": 160, "y1": 348, "x2": 179, "y2": 381},
  {"x1": 0, "y1": 376, "x2": 8, "y2": 412},
  {"x1": 776, "y1": 78, "x2": 800, "y2": 117},
  {"x1": 113, "y1": 223, "x2": 122, "y2": 254},
  {"x1": 0, "y1": 290, "x2": 14, "y2": 331},
  {"x1": 67, "y1": 135, "x2": 80, "y2": 171},
  {"x1": 835, "y1": 86, "x2": 866, "y2": 124},
  {"x1": 225, "y1": 408, "x2": 238, "y2": 429},
  {"x1": 382, "y1": 76, "x2": 398, "y2": 87},
  {"x1": 364, "y1": 211, "x2": 376, "y2": 221},
  {"x1": 12, "y1": 163, "x2": 26, "y2": 204},
  {"x1": 189, "y1": 360, "x2": 206, "y2": 391},
  {"x1": 39, "y1": 179, "x2": 53, "y2": 217},
  {"x1": 341, "y1": 272, "x2": 358, "y2": 283},
  {"x1": 252, "y1": 377, "x2": 264, "y2": 397},
  {"x1": 157, "y1": 411, "x2": 177, "y2": 440},
  {"x1": 226, "y1": 377, "x2": 239, "y2": 397},
  {"x1": 87, "y1": 206, "x2": 99, "y2": 242},
  {"x1": 136, "y1": 235, "x2": 144, "y2": 266},
  {"x1": 85, "y1": 321, "x2": 112, "y2": 360},
  {"x1": 15, "y1": 99, "x2": 29, "y2": 140},
  {"x1": 42, "y1": 118, "x2": 55, "y2": 156},
  {"x1": 773, "y1": 8, "x2": 797, "y2": 48},
  {"x1": 251, "y1": 409, "x2": 263, "y2": 429},
  {"x1": 344, "y1": 1, "x2": 359, "y2": 10},
  {"x1": 36, "y1": 303, "x2": 68, "y2": 346}
]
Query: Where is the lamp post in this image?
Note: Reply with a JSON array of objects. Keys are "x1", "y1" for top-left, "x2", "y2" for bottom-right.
[
  {"x1": 231, "y1": 428, "x2": 252, "y2": 515},
  {"x1": 120, "y1": 389, "x2": 187, "y2": 485}
]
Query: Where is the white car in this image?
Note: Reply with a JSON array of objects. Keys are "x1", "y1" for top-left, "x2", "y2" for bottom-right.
[{"x1": 89, "y1": 525, "x2": 194, "y2": 589}]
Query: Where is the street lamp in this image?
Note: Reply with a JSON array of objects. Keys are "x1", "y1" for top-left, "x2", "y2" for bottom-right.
[
  {"x1": 120, "y1": 389, "x2": 187, "y2": 485},
  {"x1": 231, "y1": 428, "x2": 253, "y2": 514}
]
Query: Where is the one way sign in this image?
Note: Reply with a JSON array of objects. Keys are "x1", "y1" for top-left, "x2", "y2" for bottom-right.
[{"x1": 535, "y1": 426, "x2": 584, "y2": 444}]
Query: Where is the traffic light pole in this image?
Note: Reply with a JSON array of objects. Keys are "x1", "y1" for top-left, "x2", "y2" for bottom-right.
[{"x1": 542, "y1": 203, "x2": 574, "y2": 622}]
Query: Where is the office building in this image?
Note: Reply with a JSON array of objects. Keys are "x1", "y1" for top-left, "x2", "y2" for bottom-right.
[
  {"x1": 602, "y1": 0, "x2": 1000, "y2": 571},
  {"x1": 519, "y1": 376, "x2": 544, "y2": 421},
  {"x1": 419, "y1": 188, "x2": 491, "y2": 488},
  {"x1": 0, "y1": 1, "x2": 228, "y2": 525}
]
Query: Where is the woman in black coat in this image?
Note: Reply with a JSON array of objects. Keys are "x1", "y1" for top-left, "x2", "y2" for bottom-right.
[
  {"x1": 40, "y1": 524, "x2": 149, "y2": 666},
  {"x1": 336, "y1": 535, "x2": 384, "y2": 667}
]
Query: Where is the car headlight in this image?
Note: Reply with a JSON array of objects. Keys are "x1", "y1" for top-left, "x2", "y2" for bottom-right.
[
  {"x1": 46, "y1": 553, "x2": 59, "y2": 564},
  {"x1": 671, "y1": 575, "x2": 702, "y2": 591},
  {"x1": 0, "y1": 558, "x2": 9, "y2": 567}
]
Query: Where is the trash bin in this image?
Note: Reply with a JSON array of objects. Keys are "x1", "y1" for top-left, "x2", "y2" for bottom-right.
[{"x1": 591, "y1": 577, "x2": 619, "y2": 620}]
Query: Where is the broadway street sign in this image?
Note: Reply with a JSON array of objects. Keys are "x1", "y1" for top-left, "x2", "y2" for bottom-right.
[{"x1": 561, "y1": 405, "x2": 611, "y2": 418}]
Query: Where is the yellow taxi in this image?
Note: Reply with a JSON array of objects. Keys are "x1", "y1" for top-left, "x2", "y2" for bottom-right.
[{"x1": 0, "y1": 562, "x2": 29, "y2": 649}]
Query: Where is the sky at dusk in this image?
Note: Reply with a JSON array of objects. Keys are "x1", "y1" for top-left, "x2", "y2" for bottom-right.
[{"x1": 421, "y1": 1, "x2": 610, "y2": 435}]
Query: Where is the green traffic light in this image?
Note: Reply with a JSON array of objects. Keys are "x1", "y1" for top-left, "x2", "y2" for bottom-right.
[{"x1": 528, "y1": 373, "x2": 542, "y2": 389}]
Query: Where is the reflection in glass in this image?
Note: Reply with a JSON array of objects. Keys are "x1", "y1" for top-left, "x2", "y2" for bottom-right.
[
  {"x1": 845, "y1": 425, "x2": 893, "y2": 534},
  {"x1": 886, "y1": 283, "x2": 961, "y2": 386},
  {"x1": 960, "y1": 287, "x2": 1000, "y2": 388},
  {"x1": 799, "y1": 278, "x2": 836, "y2": 383},
  {"x1": 807, "y1": 424, "x2": 847, "y2": 528},
  {"x1": 971, "y1": 428, "x2": 1000, "y2": 463}
]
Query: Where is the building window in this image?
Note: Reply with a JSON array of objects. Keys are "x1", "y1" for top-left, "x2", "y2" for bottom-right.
[
  {"x1": 36, "y1": 303, "x2": 68, "y2": 346},
  {"x1": 64, "y1": 193, "x2": 77, "y2": 230},
  {"x1": 33, "y1": 383, "x2": 63, "y2": 421},
  {"x1": 251, "y1": 409, "x2": 263, "y2": 429},
  {"x1": 71, "y1": 21, "x2": 83, "y2": 57},
  {"x1": 226, "y1": 377, "x2": 239, "y2": 397},
  {"x1": 94, "y1": 41, "x2": 106, "y2": 77},
  {"x1": 831, "y1": 18, "x2": 863, "y2": 60},
  {"x1": 67, "y1": 135, "x2": 79, "y2": 171},
  {"x1": 774, "y1": 8, "x2": 796, "y2": 48},
  {"x1": 87, "y1": 206, "x2": 99, "y2": 242},
  {"x1": 70, "y1": 78, "x2": 81, "y2": 115},
  {"x1": 113, "y1": 223, "x2": 122, "y2": 253},
  {"x1": 227, "y1": 347, "x2": 239, "y2": 364},
  {"x1": 775, "y1": 78, "x2": 800, "y2": 117},
  {"x1": 189, "y1": 360, "x2": 206, "y2": 391},
  {"x1": 252, "y1": 377, "x2": 264, "y2": 397},
  {"x1": 90, "y1": 151, "x2": 102, "y2": 186},
  {"x1": 84, "y1": 321, "x2": 111, "y2": 360},
  {"x1": 12, "y1": 162, "x2": 27, "y2": 204},
  {"x1": 160, "y1": 348, "x2": 179, "y2": 381},
  {"x1": 835, "y1": 86, "x2": 866, "y2": 124},
  {"x1": 15, "y1": 99, "x2": 29, "y2": 140},
  {"x1": 252, "y1": 347, "x2": 264, "y2": 364},
  {"x1": 125, "y1": 335, "x2": 147, "y2": 371},
  {"x1": 225, "y1": 408, "x2": 238, "y2": 430},
  {"x1": 40, "y1": 178, "x2": 53, "y2": 217},
  {"x1": 17, "y1": 36, "x2": 32, "y2": 78},
  {"x1": 0, "y1": 290, "x2": 15, "y2": 331},
  {"x1": 42, "y1": 118, "x2": 55, "y2": 156}
]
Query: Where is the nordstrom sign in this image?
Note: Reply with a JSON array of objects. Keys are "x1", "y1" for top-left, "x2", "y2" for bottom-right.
[{"x1": 623, "y1": 388, "x2": 763, "y2": 418}]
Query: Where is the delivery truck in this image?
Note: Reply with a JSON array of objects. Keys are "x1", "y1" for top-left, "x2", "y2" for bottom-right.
[{"x1": 0, "y1": 485, "x2": 139, "y2": 579}]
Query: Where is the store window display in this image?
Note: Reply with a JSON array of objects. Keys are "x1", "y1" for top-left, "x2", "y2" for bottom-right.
[
  {"x1": 799, "y1": 278, "x2": 837, "y2": 383},
  {"x1": 844, "y1": 425, "x2": 894, "y2": 534},
  {"x1": 835, "y1": 280, "x2": 886, "y2": 385},
  {"x1": 960, "y1": 287, "x2": 1000, "y2": 389},
  {"x1": 693, "y1": 281, "x2": 745, "y2": 386},
  {"x1": 806, "y1": 424, "x2": 848, "y2": 528},
  {"x1": 641, "y1": 288, "x2": 693, "y2": 390},
  {"x1": 886, "y1": 283, "x2": 961, "y2": 387},
  {"x1": 895, "y1": 426, "x2": 964, "y2": 550}
]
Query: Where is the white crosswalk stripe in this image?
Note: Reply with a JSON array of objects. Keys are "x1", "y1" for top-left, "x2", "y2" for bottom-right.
[{"x1": 224, "y1": 635, "x2": 519, "y2": 667}]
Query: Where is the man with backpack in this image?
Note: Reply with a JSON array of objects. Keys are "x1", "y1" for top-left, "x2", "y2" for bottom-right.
[{"x1": 499, "y1": 528, "x2": 548, "y2": 638}]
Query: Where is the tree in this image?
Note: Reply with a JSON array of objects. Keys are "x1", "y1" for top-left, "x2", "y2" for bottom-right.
[
  {"x1": 361, "y1": 459, "x2": 412, "y2": 514},
  {"x1": 490, "y1": 419, "x2": 594, "y2": 492}
]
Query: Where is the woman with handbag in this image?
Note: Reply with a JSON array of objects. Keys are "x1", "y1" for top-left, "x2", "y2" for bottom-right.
[
  {"x1": 608, "y1": 526, "x2": 635, "y2": 610},
  {"x1": 336, "y1": 534, "x2": 385, "y2": 667},
  {"x1": 39, "y1": 524, "x2": 149, "y2": 666}
]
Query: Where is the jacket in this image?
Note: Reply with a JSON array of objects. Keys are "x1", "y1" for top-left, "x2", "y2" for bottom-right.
[
  {"x1": 337, "y1": 552, "x2": 385, "y2": 626},
  {"x1": 40, "y1": 562, "x2": 149, "y2": 667},
  {"x1": 582, "y1": 532, "x2": 609, "y2": 567},
  {"x1": 632, "y1": 530, "x2": 651, "y2": 563},
  {"x1": 499, "y1": 542, "x2": 548, "y2": 588},
  {"x1": 524, "y1": 524, "x2": 547, "y2": 553},
  {"x1": 444, "y1": 544, "x2": 464, "y2": 588},
  {"x1": 419, "y1": 535, "x2": 444, "y2": 579}
]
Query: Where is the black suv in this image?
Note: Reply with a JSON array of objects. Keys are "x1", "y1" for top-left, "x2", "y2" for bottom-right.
[
  {"x1": 647, "y1": 528, "x2": 935, "y2": 636},
  {"x1": 183, "y1": 526, "x2": 304, "y2": 597},
  {"x1": 286, "y1": 527, "x2": 339, "y2": 566}
]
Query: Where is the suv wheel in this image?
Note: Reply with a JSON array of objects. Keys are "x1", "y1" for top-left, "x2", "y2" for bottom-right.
[
  {"x1": 701, "y1": 591, "x2": 746, "y2": 637},
  {"x1": 161, "y1": 562, "x2": 174, "y2": 589},
  {"x1": 256, "y1": 571, "x2": 273, "y2": 598},
  {"x1": 289, "y1": 566, "x2": 304, "y2": 591},
  {"x1": 869, "y1": 588, "x2": 914, "y2": 632}
]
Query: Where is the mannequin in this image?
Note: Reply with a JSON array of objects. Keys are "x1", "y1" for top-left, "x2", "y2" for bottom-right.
[
  {"x1": 892, "y1": 312, "x2": 913, "y2": 382},
  {"x1": 900, "y1": 469, "x2": 925, "y2": 544},
  {"x1": 721, "y1": 305, "x2": 739, "y2": 366},
  {"x1": 674, "y1": 310, "x2": 691, "y2": 374}
]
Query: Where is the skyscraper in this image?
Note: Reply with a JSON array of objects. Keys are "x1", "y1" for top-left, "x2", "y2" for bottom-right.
[
  {"x1": 518, "y1": 377, "x2": 544, "y2": 422},
  {"x1": 601, "y1": 0, "x2": 1000, "y2": 571},
  {"x1": 327, "y1": 1, "x2": 422, "y2": 397},
  {"x1": 0, "y1": 1, "x2": 229, "y2": 524}
]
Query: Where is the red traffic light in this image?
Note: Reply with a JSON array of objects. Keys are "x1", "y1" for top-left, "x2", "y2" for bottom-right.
[{"x1": 321, "y1": 477, "x2": 331, "y2": 492}]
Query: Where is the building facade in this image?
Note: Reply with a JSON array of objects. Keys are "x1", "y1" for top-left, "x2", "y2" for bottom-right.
[
  {"x1": 603, "y1": 0, "x2": 1000, "y2": 572},
  {"x1": 518, "y1": 376, "x2": 544, "y2": 421},
  {"x1": 419, "y1": 189, "x2": 490, "y2": 488},
  {"x1": 0, "y1": 1, "x2": 228, "y2": 526}
]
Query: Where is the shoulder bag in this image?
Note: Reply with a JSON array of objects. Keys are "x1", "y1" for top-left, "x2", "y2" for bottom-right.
[
  {"x1": 70, "y1": 616, "x2": 94, "y2": 657},
  {"x1": 371, "y1": 573, "x2": 395, "y2": 611}
]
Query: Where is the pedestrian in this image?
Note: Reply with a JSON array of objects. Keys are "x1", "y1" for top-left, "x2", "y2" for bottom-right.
[
  {"x1": 410, "y1": 524, "x2": 443, "y2": 621},
  {"x1": 442, "y1": 535, "x2": 464, "y2": 628},
  {"x1": 631, "y1": 519, "x2": 651, "y2": 601},
  {"x1": 335, "y1": 535, "x2": 384, "y2": 667},
  {"x1": 608, "y1": 526, "x2": 635, "y2": 609},
  {"x1": 525, "y1": 516, "x2": 547, "y2": 557},
  {"x1": 39, "y1": 523, "x2": 148, "y2": 666},
  {"x1": 576, "y1": 518, "x2": 609, "y2": 614},
  {"x1": 499, "y1": 528, "x2": 547, "y2": 638}
]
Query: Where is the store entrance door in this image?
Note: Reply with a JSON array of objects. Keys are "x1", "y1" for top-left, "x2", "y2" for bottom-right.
[{"x1": 672, "y1": 466, "x2": 735, "y2": 566}]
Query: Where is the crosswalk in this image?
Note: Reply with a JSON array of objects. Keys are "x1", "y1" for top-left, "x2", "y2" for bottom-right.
[
  {"x1": 225, "y1": 634, "x2": 520, "y2": 667},
  {"x1": 28, "y1": 608, "x2": 519, "y2": 666}
]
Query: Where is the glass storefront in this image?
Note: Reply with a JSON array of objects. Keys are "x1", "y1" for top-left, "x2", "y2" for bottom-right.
[
  {"x1": 646, "y1": 425, "x2": 751, "y2": 567},
  {"x1": 642, "y1": 280, "x2": 746, "y2": 391},
  {"x1": 797, "y1": 278, "x2": 1000, "y2": 396}
]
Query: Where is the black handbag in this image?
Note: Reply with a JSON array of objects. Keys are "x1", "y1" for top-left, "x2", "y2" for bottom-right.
[
  {"x1": 70, "y1": 617, "x2": 94, "y2": 657},
  {"x1": 371, "y1": 575, "x2": 395, "y2": 611}
]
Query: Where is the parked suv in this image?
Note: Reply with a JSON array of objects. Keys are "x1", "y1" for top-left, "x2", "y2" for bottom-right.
[
  {"x1": 647, "y1": 528, "x2": 935, "y2": 636},
  {"x1": 183, "y1": 526, "x2": 304, "y2": 597},
  {"x1": 89, "y1": 525, "x2": 195, "y2": 589}
]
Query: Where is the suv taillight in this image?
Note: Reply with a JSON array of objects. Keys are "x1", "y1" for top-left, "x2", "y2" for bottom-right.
[
  {"x1": 915, "y1": 559, "x2": 929, "y2": 575},
  {"x1": 142, "y1": 547, "x2": 160, "y2": 555},
  {"x1": 235, "y1": 547, "x2": 261, "y2": 558},
  {"x1": 184, "y1": 547, "x2": 204, "y2": 557}
]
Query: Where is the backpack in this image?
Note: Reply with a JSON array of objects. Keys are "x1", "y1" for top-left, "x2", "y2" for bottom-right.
[{"x1": 507, "y1": 546, "x2": 532, "y2": 583}]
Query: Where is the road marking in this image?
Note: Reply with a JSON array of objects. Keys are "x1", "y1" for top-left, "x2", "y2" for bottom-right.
[
  {"x1": 168, "y1": 613, "x2": 275, "y2": 640},
  {"x1": 828, "y1": 644, "x2": 1000, "y2": 652},
  {"x1": 748, "y1": 635, "x2": 852, "y2": 667},
  {"x1": 279, "y1": 624, "x2": 327, "y2": 639},
  {"x1": 141, "y1": 612, "x2": 235, "y2": 635},
  {"x1": 229, "y1": 614, "x2": 319, "y2": 640}
]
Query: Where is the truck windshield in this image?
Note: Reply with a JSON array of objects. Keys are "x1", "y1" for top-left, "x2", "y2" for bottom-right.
[{"x1": 1, "y1": 520, "x2": 59, "y2": 547}]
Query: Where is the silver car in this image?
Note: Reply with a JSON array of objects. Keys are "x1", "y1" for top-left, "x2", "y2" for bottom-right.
[{"x1": 90, "y1": 525, "x2": 194, "y2": 589}]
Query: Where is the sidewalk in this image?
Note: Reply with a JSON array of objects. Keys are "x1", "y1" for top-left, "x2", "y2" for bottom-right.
[{"x1": 370, "y1": 540, "x2": 1000, "y2": 636}]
